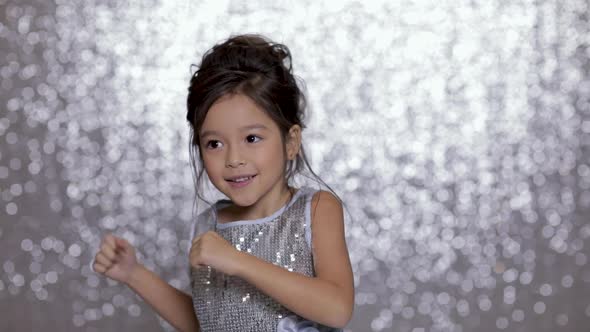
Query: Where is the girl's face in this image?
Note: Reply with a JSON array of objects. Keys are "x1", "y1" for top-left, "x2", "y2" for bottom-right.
[{"x1": 199, "y1": 93, "x2": 299, "y2": 211}]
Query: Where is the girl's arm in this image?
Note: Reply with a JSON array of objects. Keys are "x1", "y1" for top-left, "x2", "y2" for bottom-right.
[
  {"x1": 93, "y1": 234, "x2": 200, "y2": 332},
  {"x1": 233, "y1": 191, "x2": 354, "y2": 328},
  {"x1": 125, "y1": 264, "x2": 200, "y2": 332}
]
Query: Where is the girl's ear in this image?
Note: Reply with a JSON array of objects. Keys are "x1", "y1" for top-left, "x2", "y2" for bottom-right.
[{"x1": 286, "y1": 125, "x2": 302, "y2": 160}]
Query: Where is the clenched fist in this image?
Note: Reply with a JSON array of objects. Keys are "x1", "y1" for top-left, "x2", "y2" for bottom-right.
[
  {"x1": 92, "y1": 234, "x2": 139, "y2": 284},
  {"x1": 190, "y1": 231, "x2": 242, "y2": 276}
]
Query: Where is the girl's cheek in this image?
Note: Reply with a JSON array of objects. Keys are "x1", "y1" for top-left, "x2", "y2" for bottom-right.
[
  {"x1": 201, "y1": 158, "x2": 214, "y2": 173},
  {"x1": 204, "y1": 157, "x2": 224, "y2": 176}
]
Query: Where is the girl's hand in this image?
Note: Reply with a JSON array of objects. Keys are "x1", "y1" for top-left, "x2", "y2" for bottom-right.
[
  {"x1": 190, "y1": 231, "x2": 241, "y2": 276},
  {"x1": 92, "y1": 234, "x2": 139, "y2": 285}
]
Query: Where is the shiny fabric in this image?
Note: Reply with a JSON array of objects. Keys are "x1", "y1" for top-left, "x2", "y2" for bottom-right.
[{"x1": 190, "y1": 187, "x2": 341, "y2": 332}]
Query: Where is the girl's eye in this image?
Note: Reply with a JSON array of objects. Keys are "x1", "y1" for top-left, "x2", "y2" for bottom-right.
[
  {"x1": 205, "y1": 140, "x2": 222, "y2": 149},
  {"x1": 246, "y1": 135, "x2": 261, "y2": 143}
]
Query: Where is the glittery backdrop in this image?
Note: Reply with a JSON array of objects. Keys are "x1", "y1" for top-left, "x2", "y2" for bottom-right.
[{"x1": 1, "y1": 0, "x2": 590, "y2": 331}]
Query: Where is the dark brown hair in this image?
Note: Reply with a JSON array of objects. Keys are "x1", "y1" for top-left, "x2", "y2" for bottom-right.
[{"x1": 186, "y1": 34, "x2": 335, "y2": 205}]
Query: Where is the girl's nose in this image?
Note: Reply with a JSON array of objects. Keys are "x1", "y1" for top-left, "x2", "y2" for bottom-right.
[
  {"x1": 226, "y1": 159, "x2": 246, "y2": 168},
  {"x1": 225, "y1": 146, "x2": 245, "y2": 168}
]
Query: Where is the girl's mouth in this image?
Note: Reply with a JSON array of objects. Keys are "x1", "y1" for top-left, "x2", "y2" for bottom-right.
[{"x1": 227, "y1": 175, "x2": 257, "y2": 188}]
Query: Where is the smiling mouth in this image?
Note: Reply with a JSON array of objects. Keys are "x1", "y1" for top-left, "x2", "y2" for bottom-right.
[{"x1": 226, "y1": 175, "x2": 257, "y2": 183}]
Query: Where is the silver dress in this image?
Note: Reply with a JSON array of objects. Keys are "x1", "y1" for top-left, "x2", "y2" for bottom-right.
[{"x1": 189, "y1": 187, "x2": 342, "y2": 332}]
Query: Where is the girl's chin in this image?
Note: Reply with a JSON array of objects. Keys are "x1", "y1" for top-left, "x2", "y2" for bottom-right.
[
  {"x1": 230, "y1": 193, "x2": 258, "y2": 205},
  {"x1": 222, "y1": 189, "x2": 256, "y2": 206}
]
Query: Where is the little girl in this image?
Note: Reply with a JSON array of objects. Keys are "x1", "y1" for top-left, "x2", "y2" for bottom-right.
[{"x1": 92, "y1": 34, "x2": 354, "y2": 332}]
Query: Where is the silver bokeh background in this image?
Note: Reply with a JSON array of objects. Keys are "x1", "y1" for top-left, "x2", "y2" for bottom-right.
[{"x1": 1, "y1": 0, "x2": 590, "y2": 331}]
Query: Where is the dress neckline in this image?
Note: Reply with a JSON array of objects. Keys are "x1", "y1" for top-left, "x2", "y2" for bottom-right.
[{"x1": 214, "y1": 187, "x2": 305, "y2": 229}]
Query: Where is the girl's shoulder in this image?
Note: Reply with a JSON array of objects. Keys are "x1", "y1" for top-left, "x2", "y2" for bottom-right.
[
  {"x1": 309, "y1": 189, "x2": 342, "y2": 210},
  {"x1": 189, "y1": 203, "x2": 217, "y2": 242}
]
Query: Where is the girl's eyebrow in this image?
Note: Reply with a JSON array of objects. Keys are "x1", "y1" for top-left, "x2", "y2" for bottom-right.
[
  {"x1": 240, "y1": 124, "x2": 268, "y2": 131},
  {"x1": 199, "y1": 130, "x2": 219, "y2": 139},
  {"x1": 199, "y1": 124, "x2": 269, "y2": 139}
]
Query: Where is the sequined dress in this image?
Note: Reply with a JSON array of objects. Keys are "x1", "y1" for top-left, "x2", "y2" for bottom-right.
[{"x1": 189, "y1": 187, "x2": 342, "y2": 332}]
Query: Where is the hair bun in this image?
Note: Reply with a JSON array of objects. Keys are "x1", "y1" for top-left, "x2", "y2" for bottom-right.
[
  {"x1": 201, "y1": 34, "x2": 292, "y2": 78},
  {"x1": 272, "y1": 44, "x2": 292, "y2": 71}
]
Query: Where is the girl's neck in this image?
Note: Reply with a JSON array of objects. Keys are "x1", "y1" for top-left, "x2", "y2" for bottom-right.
[{"x1": 218, "y1": 184, "x2": 295, "y2": 223}]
